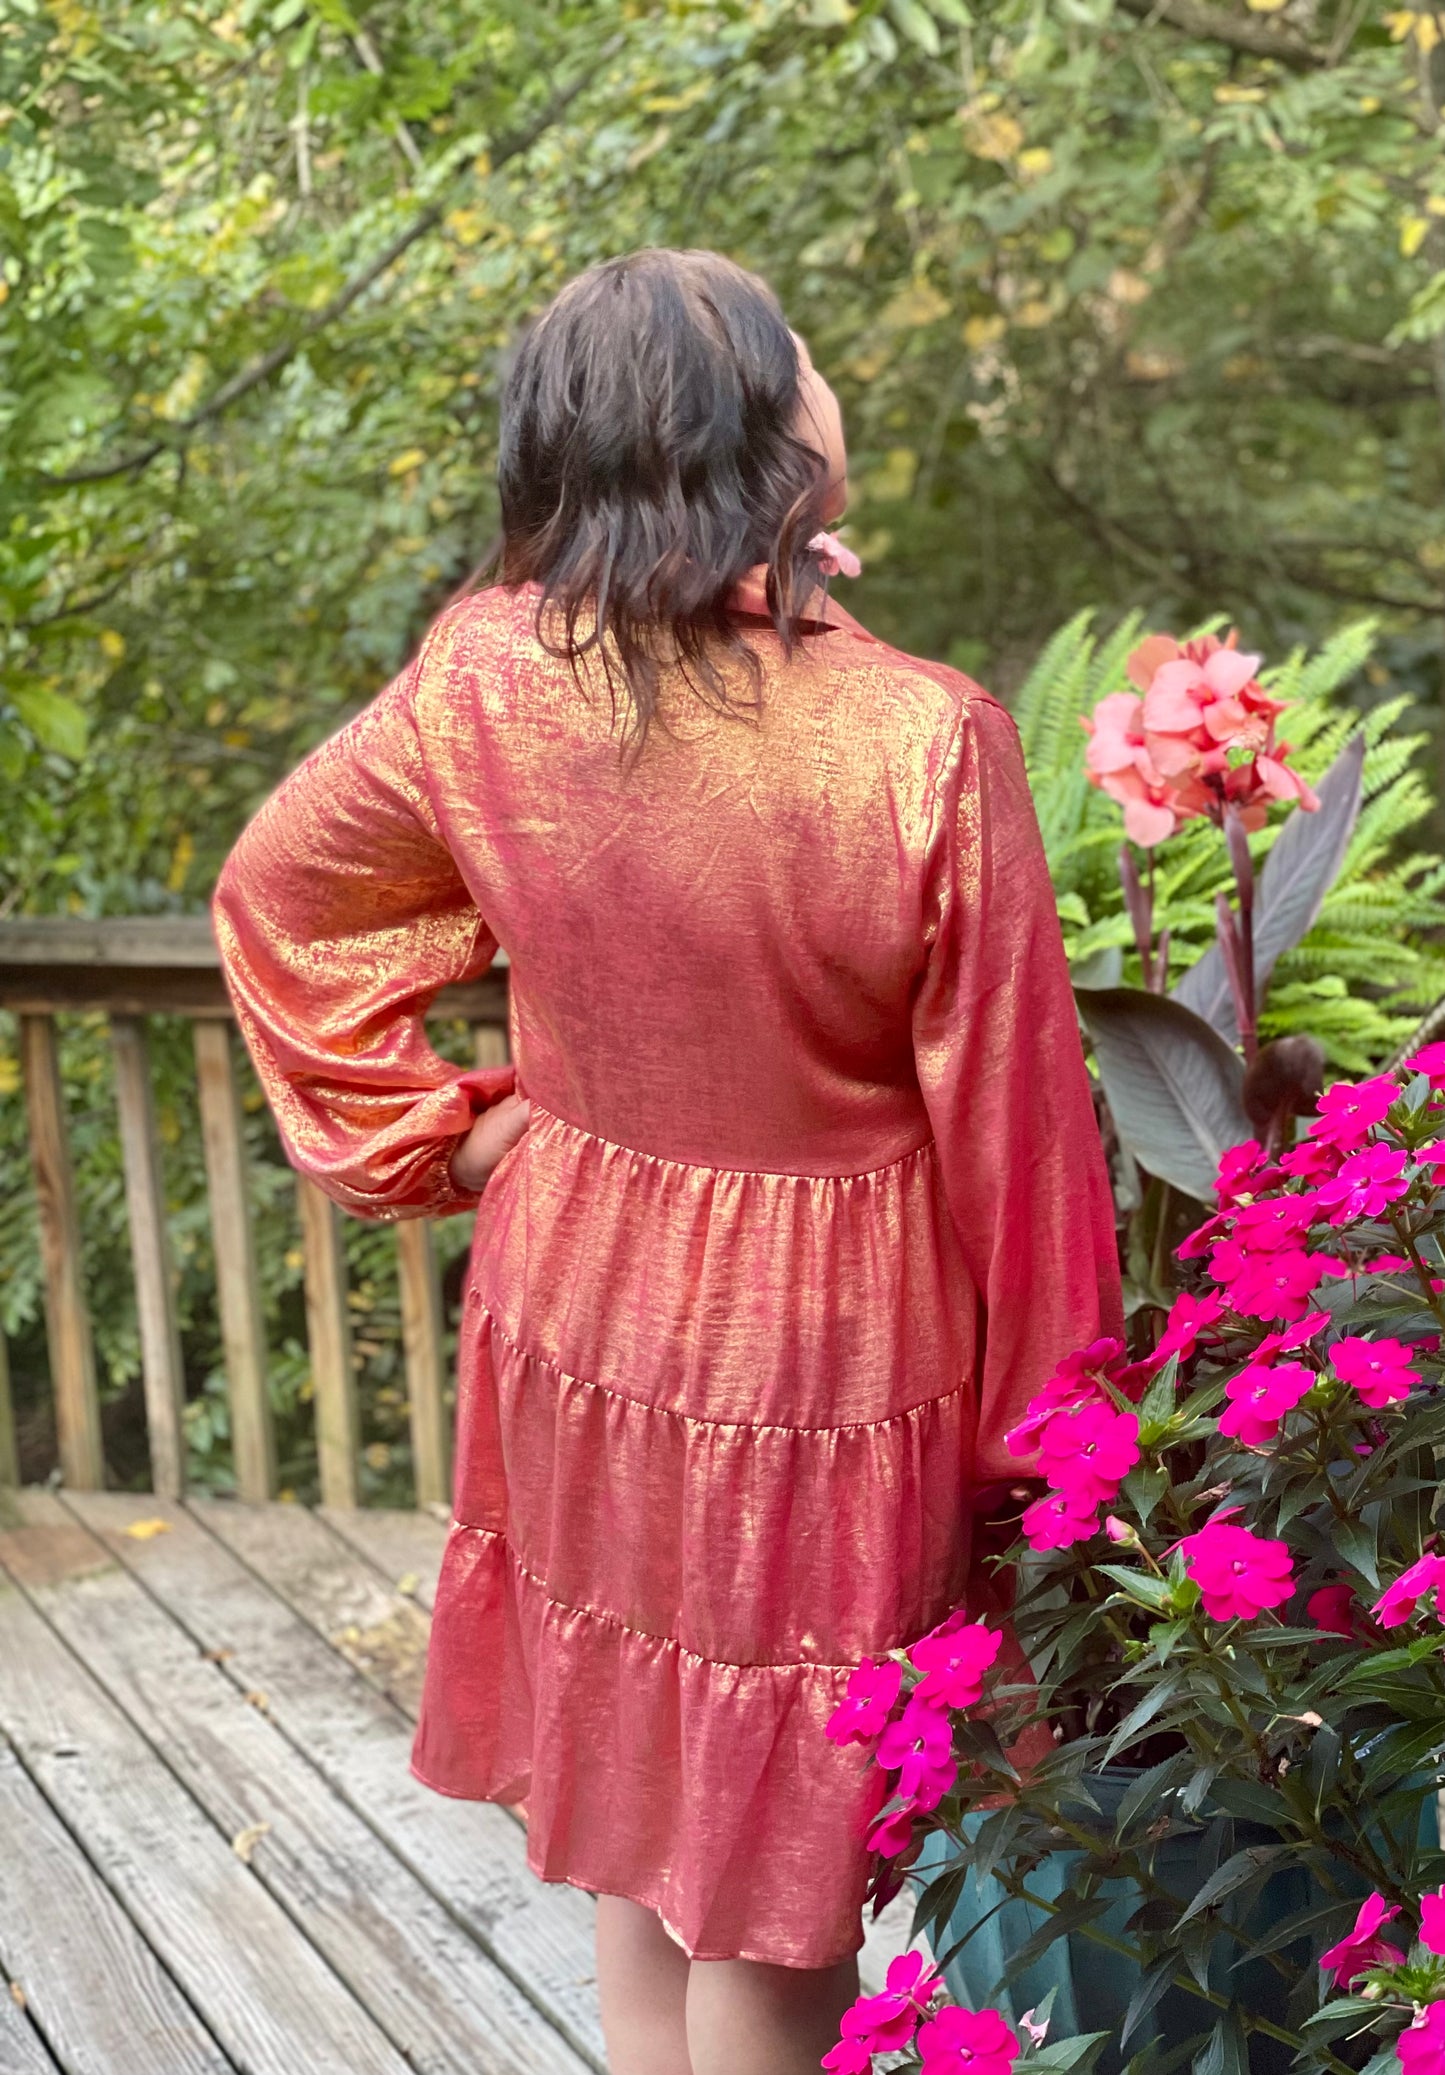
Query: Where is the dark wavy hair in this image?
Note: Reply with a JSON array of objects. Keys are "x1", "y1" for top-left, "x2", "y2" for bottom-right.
[{"x1": 494, "y1": 248, "x2": 833, "y2": 744}]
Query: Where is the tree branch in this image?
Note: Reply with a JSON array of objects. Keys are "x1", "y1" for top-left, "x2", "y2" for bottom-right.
[
  {"x1": 45, "y1": 73, "x2": 594, "y2": 490},
  {"x1": 1114, "y1": 0, "x2": 1328, "y2": 72}
]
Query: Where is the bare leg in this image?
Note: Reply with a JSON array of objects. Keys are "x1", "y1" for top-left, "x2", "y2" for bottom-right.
[
  {"x1": 685, "y1": 1952, "x2": 859, "y2": 2075},
  {"x1": 595, "y1": 1894, "x2": 693, "y2": 2075}
]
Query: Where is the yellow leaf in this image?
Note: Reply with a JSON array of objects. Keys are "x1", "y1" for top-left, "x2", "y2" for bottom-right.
[
  {"x1": 166, "y1": 830, "x2": 194, "y2": 895},
  {"x1": 1126, "y1": 349, "x2": 1186, "y2": 380},
  {"x1": 1017, "y1": 147, "x2": 1053, "y2": 179},
  {"x1": 964, "y1": 313, "x2": 1007, "y2": 351},
  {"x1": 244, "y1": 1689, "x2": 270, "y2": 1712},
  {"x1": 97, "y1": 629, "x2": 125, "y2": 662},
  {"x1": 880, "y1": 280, "x2": 951, "y2": 330},
  {"x1": 231, "y1": 1821, "x2": 271, "y2": 1865},
  {"x1": 397, "y1": 1571, "x2": 422, "y2": 1597},
  {"x1": 1428, "y1": 195, "x2": 1445, "y2": 215},
  {"x1": 388, "y1": 449, "x2": 427, "y2": 477},
  {"x1": 0, "y1": 282, "x2": 9, "y2": 306},
  {"x1": 1359, "y1": 96, "x2": 1382, "y2": 113},
  {"x1": 0, "y1": 1057, "x2": 19, "y2": 1097},
  {"x1": 444, "y1": 207, "x2": 486, "y2": 248},
  {"x1": 1384, "y1": 8, "x2": 1417, "y2": 36},
  {"x1": 1108, "y1": 269, "x2": 1152, "y2": 306},
  {"x1": 1245, "y1": 0, "x2": 1288, "y2": 10},
  {"x1": 1418, "y1": 12, "x2": 1442, "y2": 50},
  {"x1": 1015, "y1": 298, "x2": 1055, "y2": 329},
  {"x1": 1401, "y1": 214, "x2": 1430, "y2": 257},
  {"x1": 961, "y1": 110, "x2": 1024, "y2": 162},
  {"x1": 124, "y1": 1518, "x2": 172, "y2": 1541},
  {"x1": 861, "y1": 449, "x2": 918, "y2": 503},
  {"x1": 1214, "y1": 83, "x2": 1267, "y2": 102},
  {"x1": 364, "y1": 1442, "x2": 392, "y2": 1471}
]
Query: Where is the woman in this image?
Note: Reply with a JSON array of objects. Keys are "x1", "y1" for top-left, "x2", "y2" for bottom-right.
[{"x1": 214, "y1": 248, "x2": 1120, "y2": 2075}]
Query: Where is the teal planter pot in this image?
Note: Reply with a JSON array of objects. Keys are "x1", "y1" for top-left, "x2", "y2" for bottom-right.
[{"x1": 914, "y1": 1774, "x2": 1437, "y2": 2075}]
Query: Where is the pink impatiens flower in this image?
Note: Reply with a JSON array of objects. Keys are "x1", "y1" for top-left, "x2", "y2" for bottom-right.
[
  {"x1": 1022, "y1": 1489, "x2": 1101, "y2": 1551},
  {"x1": 1216, "y1": 1139, "x2": 1266, "y2": 1207},
  {"x1": 1218, "y1": 1247, "x2": 1334, "y2": 1323},
  {"x1": 1331, "y1": 1337, "x2": 1420, "y2": 1410},
  {"x1": 1004, "y1": 1339, "x2": 1127, "y2": 1457},
  {"x1": 1179, "y1": 1521, "x2": 1295, "y2": 1622},
  {"x1": 1422, "y1": 1888, "x2": 1445, "y2": 1956},
  {"x1": 1400, "y1": 2004, "x2": 1445, "y2": 2075},
  {"x1": 1309, "y1": 1076, "x2": 1398, "y2": 1150},
  {"x1": 1319, "y1": 1892, "x2": 1404, "y2": 1988},
  {"x1": 1371, "y1": 1553, "x2": 1445, "y2": 1629},
  {"x1": 865, "y1": 1801, "x2": 918, "y2": 1859},
  {"x1": 909, "y1": 1615, "x2": 1002, "y2": 1711},
  {"x1": 827, "y1": 1657, "x2": 903, "y2": 1748},
  {"x1": 1315, "y1": 1144, "x2": 1409, "y2": 1225},
  {"x1": 1153, "y1": 1288, "x2": 1225, "y2": 1365},
  {"x1": 876, "y1": 1693, "x2": 957, "y2": 1809},
  {"x1": 1308, "y1": 1582, "x2": 1362, "y2": 1639},
  {"x1": 916, "y1": 2004, "x2": 1020, "y2": 2075},
  {"x1": 1279, "y1": 1136, "x2": 1343, "y2": 1183},
  {"x1": 810, "y1": 530, "x2": 862, "y2": 579},
  {"x1": 1256, "y1": 1309, "x2": 1331, "y2": 1361},
  {"x1": 1037, "y1": 1400, "x2": 1141, "y2": 1506},
  {"x1": 824, "y1": 1951, "x2": 940, "y2": 2071},
  {"x1": 1410, "y1": 1043, "x2": 1445, "y2": 1087},
  {"x1": 1218, "y1": 1358, "x2": 1315, "y2": 1447},
  {"x1": 1230, "y1": 1192, "x2": 1324, "y2": 1252}
]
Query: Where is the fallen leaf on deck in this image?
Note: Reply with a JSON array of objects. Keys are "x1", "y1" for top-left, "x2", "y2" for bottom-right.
[
  {"x1": 124, "y1": 1518, "x2": 172, "y2": 1540},
  {"x1": 231, "y1": 1821, "x2": 271, "y2": 1864},
  {"x1": 397, "y1": 1570, "x2": 421, "y2": 1596},
  {"x1": 9, "y1": 1981, "x2": 25, "y2": 2010},
  {"x1": 202, "y1": 1645, "x2": 234, "y2": 1663},
  {"x1": 244, "y1": 1689, "x2": 270, "y2": 1713}
]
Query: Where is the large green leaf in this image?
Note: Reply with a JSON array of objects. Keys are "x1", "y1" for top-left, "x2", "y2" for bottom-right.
[
  {"x1": 1172, "y1": 735, "x2": 1367, "y2": 1043},
  {"x1": 1075, "y1": 987, "x2": 1251, "y2": 1200}
]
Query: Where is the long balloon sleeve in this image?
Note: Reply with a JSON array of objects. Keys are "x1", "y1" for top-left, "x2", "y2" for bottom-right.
[
  {"x1": 912, "y1": 691, "x2": 1122, "y2": 1479},
  {"x1": 213, "y1": 655, "x2": 511, "y2": 1219}
]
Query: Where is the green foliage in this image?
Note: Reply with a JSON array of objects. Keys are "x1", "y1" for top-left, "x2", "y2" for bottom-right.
[{"x1": 1018, "y1": 615, "x2": 1445, "y2": 1074}]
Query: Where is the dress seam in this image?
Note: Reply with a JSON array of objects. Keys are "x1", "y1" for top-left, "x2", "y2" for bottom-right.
[
  {"x1": 471, "y1": 1295, "x2": 971, "y2": 1435},
  {"x1": 445, "y1": 1521, "x2": 864, "y2": 1675},
  {"x1": 523, "y1": 1099, "x2": 937, "y2": 1183}
]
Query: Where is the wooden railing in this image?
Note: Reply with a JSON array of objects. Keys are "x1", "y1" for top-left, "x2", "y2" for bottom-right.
[{"x1": 0, "y1": 916, "x2": 509, "y2": 1510}]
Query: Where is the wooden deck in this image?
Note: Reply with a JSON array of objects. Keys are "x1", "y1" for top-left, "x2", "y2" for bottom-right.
[{"x1": 0, "y1": 1491, "x2": 909, "y2": 2075}]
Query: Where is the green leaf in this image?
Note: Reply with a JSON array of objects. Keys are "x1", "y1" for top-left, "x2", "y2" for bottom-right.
[
  {"x1": 1176, "y1": 1845, "x2": 1290, "y2": 1926},
  {"x1": 1122, "y1": 1460, "x2": 1170, "y2": 1524},
  {"x1": 1075, "y1": 988, "x2": 1250, "y2": 1200},
  {"x1": 1192, "y1": 2009, "x2": 1248, "y2": 2075},
  {"x1": 11, "y1": 687, "x2": 88, "y2": 760},
  {"x1": 1173, "y1": 736, "x2": 1366, "y2": 1045},
  {"x1": 1098, "y1": 1562, "x2": 1175, "y2": 1610},
  {"x1": 1121, "y1": 1955, "x2": 1179, "y2": 2049},
  {"x1": 889, "y1": 0, "x2": 942, "y2": 52},
  {"x1": 1102, "y1": 1671, "x2": 1185, "y2": 1764}
]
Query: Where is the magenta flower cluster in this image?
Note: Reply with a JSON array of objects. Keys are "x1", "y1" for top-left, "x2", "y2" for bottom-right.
[
  {"x1": 822, "y1": 1949, "x2": 1021, "y2": 2075},
  {"x1": 826, "y1": 1610, "x2": 1001, "y2": 1860}
]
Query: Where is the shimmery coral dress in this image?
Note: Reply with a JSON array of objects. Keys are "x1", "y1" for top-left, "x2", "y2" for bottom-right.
[{"x1": 214, "y1": 578, "x2": 1120, "y2": 1968}]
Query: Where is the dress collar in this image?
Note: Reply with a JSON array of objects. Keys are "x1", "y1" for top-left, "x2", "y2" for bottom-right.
[{"x1": 724, "y1": 569, "x2": 872, "y2": 641}]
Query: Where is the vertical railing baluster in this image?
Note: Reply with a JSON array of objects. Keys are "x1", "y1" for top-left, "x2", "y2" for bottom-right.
[
  {"x1": 110, "y1": 1015, "x2": 187, "y2": 1499},
  {"x1": 473, "y1": 1022, "x2": 510, "y2": 1070},
  {"x1": 193, "y1": 1019, "x2": 275, "y2": 1503},
  {"x1": 0, "y1": 1333, "x2": 17, "y2": 1487},
  {"x1": 397, "y1": 1220, "x2": 450, "y2": 1510},
  {"x1": 20, "y1": 1013, "x2": 104, "y2": 1489},
  {"x1": 297, "y1": 1177, "x2": 359, "y2": 1509}
]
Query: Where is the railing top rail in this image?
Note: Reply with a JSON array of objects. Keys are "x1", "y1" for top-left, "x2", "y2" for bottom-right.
[{"x1": 0, "y1": 915, "x2": 507, "y2": 1021}]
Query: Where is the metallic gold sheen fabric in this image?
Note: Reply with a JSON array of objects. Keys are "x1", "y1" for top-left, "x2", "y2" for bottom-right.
[{"x1": 213, "y1": 579, "x2": 1122, "y2": 1968}]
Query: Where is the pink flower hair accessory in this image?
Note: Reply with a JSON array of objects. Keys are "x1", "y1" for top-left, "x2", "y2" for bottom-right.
[{"x1": 809, "y1": 531, "x2": 862, "y2": 579}]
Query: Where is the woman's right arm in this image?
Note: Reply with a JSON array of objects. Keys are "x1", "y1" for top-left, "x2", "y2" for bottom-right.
[{"x1": 213, "y1": 650, "x2": 516, "y2": 1220}]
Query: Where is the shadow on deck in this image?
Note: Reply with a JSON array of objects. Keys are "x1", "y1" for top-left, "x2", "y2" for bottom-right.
[{"x1": 0, "y1": 1493, "x2": 909, "y2": 2075}]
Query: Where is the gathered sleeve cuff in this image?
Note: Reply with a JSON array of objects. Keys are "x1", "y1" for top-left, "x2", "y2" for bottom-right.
[
  {"x1": 213, "y1": 656, "x2": 512, "y2": 1220},
  {"x1": 912, "y1": 691, "x2": 1123, "y2": 1480}
]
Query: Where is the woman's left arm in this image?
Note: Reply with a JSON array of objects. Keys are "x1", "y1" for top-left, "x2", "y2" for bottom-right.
[{"x1": 213, "y1": 652, "x2": 514, "y2": 1219}]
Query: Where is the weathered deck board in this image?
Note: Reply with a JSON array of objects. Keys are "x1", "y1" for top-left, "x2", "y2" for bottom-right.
[
  {"x1": 0, "y1": 1742, "x2": 223, "y2": 2075},
  {"x1": 69, "y1": 1492, "x2": 608, "y2": 2072},
  {"x1": 0, "y1": 1981, "x2": 65, "y2": 2075},
  {"x1": 317, "y1": 1501, "x2": 448, "y2": 1610},
  {"x1": 13, "y1": 1493, "x2": 589, "y2": 2075},
  {"x1": 0, "y1": 1534, "x2": 412, "y2": 2075}
]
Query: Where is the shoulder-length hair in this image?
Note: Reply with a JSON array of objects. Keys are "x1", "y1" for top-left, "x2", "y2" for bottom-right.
[{"x1": 493, "y1": 248, "x2": 832, "y2": 744}]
